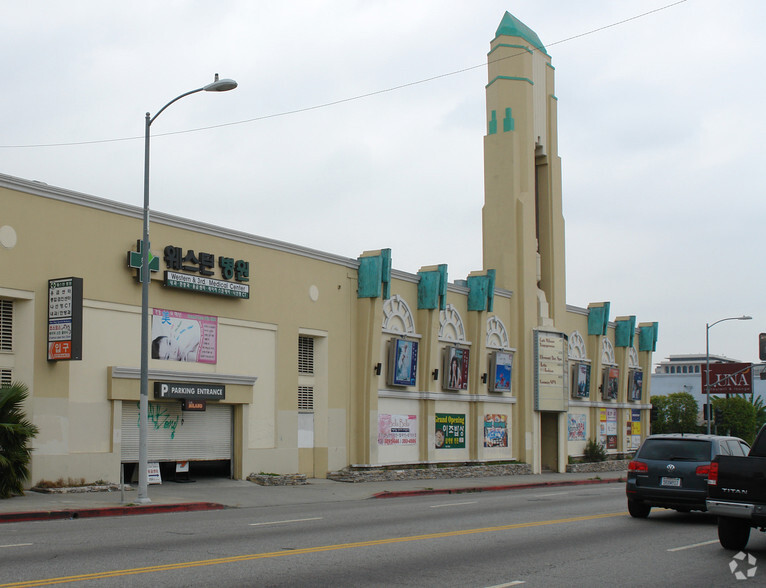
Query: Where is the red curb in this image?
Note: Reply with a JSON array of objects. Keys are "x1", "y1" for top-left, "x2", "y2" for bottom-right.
[
  {"x1": 0, "y1": 502, "x2": 224, "y2": 523},
  {"x1": 371, "y1": 477, "x2": 625, "y2": 499}
]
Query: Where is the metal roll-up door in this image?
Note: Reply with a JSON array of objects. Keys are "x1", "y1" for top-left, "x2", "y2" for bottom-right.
[{"x1": 121, "y1": 401, "x2": 232, "y2": 462}]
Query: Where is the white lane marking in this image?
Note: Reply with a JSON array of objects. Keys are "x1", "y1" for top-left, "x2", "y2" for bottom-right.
[
  {"x1": 667, "y1": 539, "x2": 719, "y2": 552},
  {"x1": 531, "y1": 492, "x2": 569, "y2": 498},
  {"x1": 0, "y1": 543, "x2": 33, "y2": 548},
  {"x1": 430, "y1": 501, "x2": 478, "y2": 508},
  {"x1": 249, "y1": 517, "x2": 322, "y2": 526},
  {"x1": 485, "y1": 582, "x2": 526, "y2": 587}
]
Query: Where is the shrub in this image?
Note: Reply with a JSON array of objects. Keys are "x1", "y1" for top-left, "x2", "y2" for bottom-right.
[{"x1": 583, "y1": 438, "x2": 607, "y2": 462}]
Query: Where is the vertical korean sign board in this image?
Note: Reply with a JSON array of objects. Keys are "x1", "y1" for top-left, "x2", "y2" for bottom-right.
[
  {"x1": 534, "y1": 329, "x2": 568, "y2": 411},
  {"x1": 47, "y1": 277, "x2": 83, "y2": 361}
]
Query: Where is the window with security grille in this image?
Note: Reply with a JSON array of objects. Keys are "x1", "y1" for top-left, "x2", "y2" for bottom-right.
[
  {"x1": 0, "y1": 300, "x2": 11, "y2": 352},
  {"x1": 298, "y1": 386, "x2": 314, "y2": 411},
  {"x1": 298, "y1": 336, "x2": 314, "y2": 375}
]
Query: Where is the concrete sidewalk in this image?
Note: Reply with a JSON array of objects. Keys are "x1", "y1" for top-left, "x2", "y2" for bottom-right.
[{"x1": 0, "y1": 471, "x2": 627, "y2": 523}]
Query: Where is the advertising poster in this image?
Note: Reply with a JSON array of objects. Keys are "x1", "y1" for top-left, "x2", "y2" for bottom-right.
[
  {"x1": 378, "y1": 414, "x2": 417, "y2": 446},
  {"x1": 389, "y1": 339, "x2": 418, "y2": 387},
  {"x1": 151, "y1": 308, "x2": 218, "y2": 363},
  {"x1": 483, "y1": 414, "x2": 508, "y2": 447},
  {"x1": 605, "y1": 407, "x2": 618, "y2": 449},
  {"x1": 435, "y1": 413, "x2": 466, "y2": 448},
  {"x1": 568, "y1": 413, "x2": 587, "y2": 441},
  {"x1": 630, "y1": 370, "x2": 643, "y2": 401},
  {"x1": 604, "y1": 367, "x2": 619, "y2": 400},
  {"x1": 443, "y1": 347, "x2": 469, "y2": 391},
  {"x1": 573, "y1": 363, "x2": 591, "y2": 398},
  {"x1": 630, "y1": 408, "x2": 642, "y2": 449},
  {"x1": 489, "y1": 352, "x2": 513, "y2": 393}
]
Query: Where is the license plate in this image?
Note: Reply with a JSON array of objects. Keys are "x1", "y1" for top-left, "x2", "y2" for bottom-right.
[{"x1": 661, "y1": 477, "x2": 681, "y2": 487}]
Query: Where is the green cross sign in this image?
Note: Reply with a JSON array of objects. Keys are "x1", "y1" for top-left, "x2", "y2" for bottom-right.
[{"x1": 127, "y1": 240, "x2": 160, "y2": 282}]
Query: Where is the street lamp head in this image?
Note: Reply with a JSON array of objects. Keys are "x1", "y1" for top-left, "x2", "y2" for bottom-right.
[
  {"x1": 741, "y1": 315, "x2": 753, "y2": 321},
  {"x1": 203, "y1": 73, "x2": 238, "y2": 92}
]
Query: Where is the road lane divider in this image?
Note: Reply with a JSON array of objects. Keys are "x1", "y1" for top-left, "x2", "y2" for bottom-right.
[{"x1": 0, "y1": 512, "x2": 626, "y2": 587}]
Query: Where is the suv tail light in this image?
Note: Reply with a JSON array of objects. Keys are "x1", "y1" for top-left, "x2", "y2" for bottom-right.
[
  {"x1": 628, "y1": 460, "x2": 648, "y2": 473},
  {"x1": 707, "y1": 461, "x2": 719, "y2": 486},
  {"x1": 695, "y1": 464, "x2": 710, "y2": 477}
]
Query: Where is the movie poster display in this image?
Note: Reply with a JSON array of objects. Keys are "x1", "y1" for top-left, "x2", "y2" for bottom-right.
[
  {"x1": 602, "y1": 366, "x2": 619, "y2": 400},
  {"x1": 387, "y1": 338, "x2": 418, "y2": 387},
  {"x1": 488, "y1": 351, "x2": 513, "y2": 393},
  {"x1": 483, "y1": 414, "x2": 508, "y2": 447},
  {"x1": 442, "y1": 347, "x2": 469, "y2": 391},
  {"x1": 435, "y1": 413, "x2": 466, "y2": 448},
  {"x1": 629, "y1": 370, "x2": 643, "y2": 401},
  {"x1": 572, "y1": 363, "x2": 591, "y2": 398},
  {"x1": 151, "y1": 308, "x2": 218, "y2": 364}
]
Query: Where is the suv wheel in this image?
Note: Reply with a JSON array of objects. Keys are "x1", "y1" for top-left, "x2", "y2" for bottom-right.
[
  {"x1": 718, "y1": 516, "x2": 750, "y2": 550},
  {"x1": 627, "y1": 498, "x2": 651, "y2": 518}
]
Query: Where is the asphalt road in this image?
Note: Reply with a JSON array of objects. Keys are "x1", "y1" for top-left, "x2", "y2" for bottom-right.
[{"x1": 1, "y1": 483, "x2": 764, "y2": 587}]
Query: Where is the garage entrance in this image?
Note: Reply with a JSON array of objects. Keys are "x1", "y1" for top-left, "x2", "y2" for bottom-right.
[{"x1": 121, "y1": 401, "x2": 233, "y2": 479}]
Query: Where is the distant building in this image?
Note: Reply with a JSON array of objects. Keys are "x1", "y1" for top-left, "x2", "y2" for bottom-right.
[{"x1": 651, "y1": 355, "x2": 763, "y2": 412}]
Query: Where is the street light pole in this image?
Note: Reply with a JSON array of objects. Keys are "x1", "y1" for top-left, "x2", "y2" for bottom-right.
[
  {"x1": 705, "y1": 315, "x2": 752, "y2": 435},
  {"x1": 137, "y1": 74, "x2": 237, "y2": 503}
]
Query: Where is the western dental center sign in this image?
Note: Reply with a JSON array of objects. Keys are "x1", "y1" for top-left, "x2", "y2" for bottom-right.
[
  {"x1": 154, "y1": 382, "x2": 226, "y2": 411},
  {"x1": 127, "y1": 241, "x2": 250, "y2": 299}
]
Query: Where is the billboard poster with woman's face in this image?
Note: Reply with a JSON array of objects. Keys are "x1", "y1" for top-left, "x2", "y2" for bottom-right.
[
  {"x1": 151, "y1": 308, "x2": 217, "y2": 363},
  {"x1": 443, "y1": 347, "x2": 469, "y2": 391}
]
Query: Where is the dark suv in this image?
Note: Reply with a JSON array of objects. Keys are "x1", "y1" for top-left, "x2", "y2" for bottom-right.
[{"x1": 626, "y1": 433, "x2": 750, "y2": 518}]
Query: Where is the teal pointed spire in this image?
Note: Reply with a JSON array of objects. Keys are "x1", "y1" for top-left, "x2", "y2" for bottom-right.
[{"x1": 494, "y1": 12, "x2": 548, "y2": 55}]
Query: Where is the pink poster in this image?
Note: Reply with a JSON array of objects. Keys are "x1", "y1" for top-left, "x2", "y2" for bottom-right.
[
  {"x1": 151, "y1": 308, "x2": 217, "y2": 364},
  {"x1": 378, "y1": 414, "x2": 417, "y2": 446}
]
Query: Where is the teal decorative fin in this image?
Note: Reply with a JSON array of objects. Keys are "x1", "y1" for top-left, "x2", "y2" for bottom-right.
[
  {"x1": 587, "y1": 302, "x2": 610, "y2": 336},
  {"x1": 417, "y1": 264, "x2": 448, "y2": 310},
  {"x1": 638, "y1": 322, "x2": 659, "y2": 352},
  {"x1": 615, "y1": 316, "x2": 636, "y2": 348},
  {"x1": 357, "y1": 248, "x2": 392, "y2": 299},
  {"x1": 381, "y1": 248, "x2": 391, "y2": 300},
  {"x1": 467, "y1": 269, "x2": 496, "y2": 312}
]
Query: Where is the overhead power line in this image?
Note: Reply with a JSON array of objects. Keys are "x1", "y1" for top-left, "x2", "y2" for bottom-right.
[{"x1": 0, "y1": 0, "x2": 687, "y2": 150}]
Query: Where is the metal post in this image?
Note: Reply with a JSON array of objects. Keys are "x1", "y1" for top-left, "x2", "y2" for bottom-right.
[
  {"x1": 138, "y1": 112, "x2": 151, "y2": 504},
  {"x1": 704, "y1": 315, "x2": 752, "y2": 435},
  {"x1": 705, "y1": 323, "x2": 711, "y2": 435},
  {"x1": 135, "y1": 76, "x2": 237, "y2": 504}
]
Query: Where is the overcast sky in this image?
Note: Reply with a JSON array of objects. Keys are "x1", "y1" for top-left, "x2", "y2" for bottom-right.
[{"x1": 2, "y1": 1, "x2": 764, "y2": 368}]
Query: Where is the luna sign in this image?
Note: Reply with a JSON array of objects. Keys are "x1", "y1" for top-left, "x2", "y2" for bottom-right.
[
  {"x1": 153, "y1": 382, "x2": 225, "y2": 400},
  {"x1": 702, "y1": 363, "x2": 752, "y2": 395}
]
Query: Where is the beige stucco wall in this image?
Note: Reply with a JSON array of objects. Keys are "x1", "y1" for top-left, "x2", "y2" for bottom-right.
[{"x1": 0, "y1": 14, "x2": 656, "y2": 486}]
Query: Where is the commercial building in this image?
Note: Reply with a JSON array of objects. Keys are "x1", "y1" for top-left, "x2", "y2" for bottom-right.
[
  {"x1": 651, "y1": 354, "x2": 764, "y2": 418},
  {"x1": 0, "y1": 12, "x2": 657, "y2": 485}
]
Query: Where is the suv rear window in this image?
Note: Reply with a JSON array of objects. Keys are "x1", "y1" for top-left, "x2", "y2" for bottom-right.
[{"x1": 638, "y1": 439, "x2": 712, "y2": 461}]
